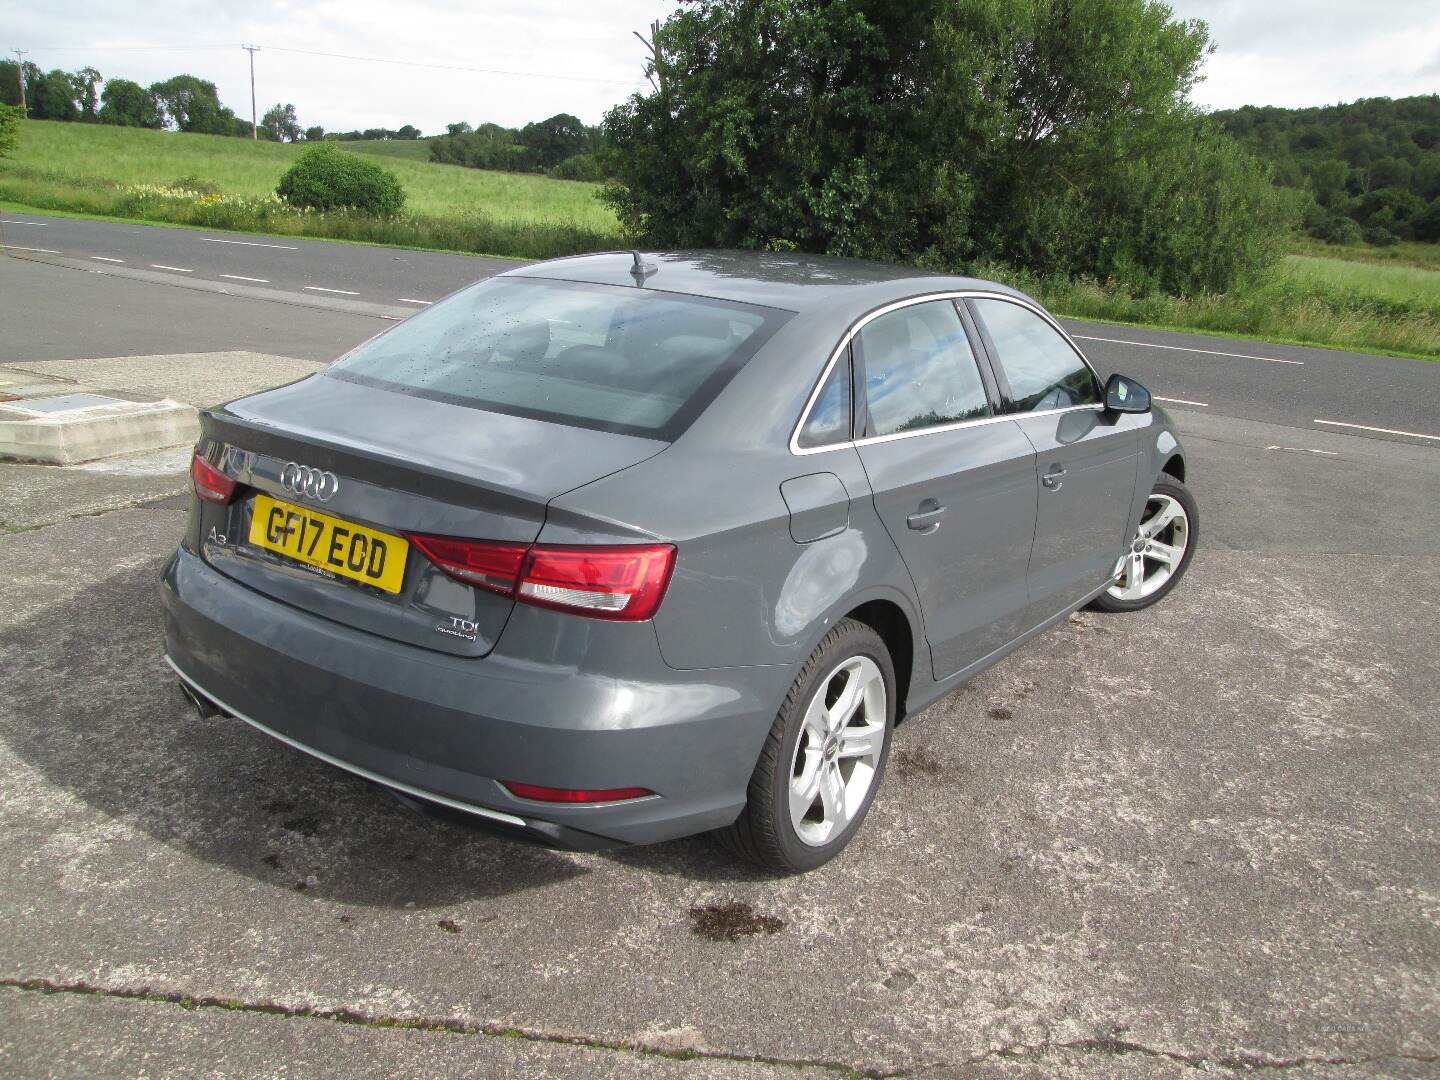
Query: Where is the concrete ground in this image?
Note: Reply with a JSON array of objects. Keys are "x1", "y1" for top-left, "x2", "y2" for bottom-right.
[{"x1": 1, "y1": 248, "x2": 1437, "y2": 1078}]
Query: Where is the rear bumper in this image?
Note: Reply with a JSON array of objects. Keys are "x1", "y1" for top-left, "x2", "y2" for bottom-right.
[{"x1": 161, "y1": 547, "x2": 791, "y2": 847}]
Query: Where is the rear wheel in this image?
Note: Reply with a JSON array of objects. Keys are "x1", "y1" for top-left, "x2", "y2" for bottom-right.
[
  {"x1": 1090, "y1": 474, "x2": 1197, "y2": 613},
  {"x1": 719, "y1": 619, "x2": 893, "y2": 873}
]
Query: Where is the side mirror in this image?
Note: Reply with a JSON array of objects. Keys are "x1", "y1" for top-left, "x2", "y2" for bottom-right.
[{"x1": 1104, "y1": 373, "x2": 1151, "y2": 414}]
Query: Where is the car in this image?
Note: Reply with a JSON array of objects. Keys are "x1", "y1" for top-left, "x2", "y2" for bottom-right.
[{"x1": 162, "y1": 250, "x2": 1197, "y2": 873}]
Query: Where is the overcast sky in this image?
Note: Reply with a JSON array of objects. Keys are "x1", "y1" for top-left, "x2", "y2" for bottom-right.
[{"x1": 9, "y1": 1, "x2": 1440, "y2": 135}]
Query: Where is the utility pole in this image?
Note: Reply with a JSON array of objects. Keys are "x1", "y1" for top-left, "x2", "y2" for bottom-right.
[
  {"x1": 241, "y1": 44, "x2": 259, "y2": 139},
  {"x1": 11, "y1": 49, "x2": 27, "y2": 114}
]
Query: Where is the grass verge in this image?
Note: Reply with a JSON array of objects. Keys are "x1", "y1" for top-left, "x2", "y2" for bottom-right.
[
  {"x1": 0, "y1": 167, "x2": 623, "y2": 262},
  {"x1": 980, "y1": 260, "x2": 1440, "y2": 359}
]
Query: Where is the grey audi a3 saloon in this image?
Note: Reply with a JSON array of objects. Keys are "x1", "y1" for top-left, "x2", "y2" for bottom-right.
[{"x1": 163, "y1": 251, "x2": 1196, "y2": 872}]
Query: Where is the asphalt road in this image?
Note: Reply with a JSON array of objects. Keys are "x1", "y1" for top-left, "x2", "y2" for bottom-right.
[
  {"x1": 0, "y1": 223, "x2": 1438, "y2": 1078},
  {"x1": 3, "y1": 211, "x2": 1439, "y2": 447}
]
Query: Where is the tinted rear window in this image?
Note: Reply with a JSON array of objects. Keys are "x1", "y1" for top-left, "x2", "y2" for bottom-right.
[{"x1": 327, "y1": 277, "x2": 790, "y2": 440}]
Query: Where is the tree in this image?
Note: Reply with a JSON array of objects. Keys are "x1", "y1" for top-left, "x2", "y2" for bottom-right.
[
  {"x1": 99, "y1": 78, "x2": 161, "y2": 127},
  {"x1": 1413, "y1": 198, "x2": 1440, "y2": 243},
  {"x1": 30, "y1": 69, "x2": 78, "y2": 121},
  {"x1": 518, "y1": 112, "x2": 590, "y2": 169},
  {"x1": 149, "y1": 74, "x2": 234, "y2": 134},
  {"x1": 603, "y1": 0, "x2": 1293, "y2": 294},
  {"x1": 262, "y1": 102, "x2": 302, "y2": 142},
  {"x1": 0, "y1": 61, "x2": 22, "y2": 108},
  {"x1": 1214, "y1": 94, "x2": 1440, "y2": 242},
  {"x1": 69, "y1": 67, "x2": 103, "y2": 121},
  {"x1": 430, "y1": 123, "x2": 534, "y2": 170},
  {"x1": 395, "y1": 124, "x2": 420, "y2": 139},
  {"x1": 304, "y1": 125, "x2": 325, "y2": 142},
  {"x1": 0, "y1": 103, "x2": 23, "y2": 157}
]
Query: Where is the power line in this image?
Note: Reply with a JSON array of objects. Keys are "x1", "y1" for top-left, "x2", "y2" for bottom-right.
[
  {"x1": 260, "y1": 45, "x2": 642, "y2": 86},
  {"x1": 17, "y1": 44, "x2": 233, "y2": 51},
  {"x1": 15, "y1": 41, "x2": 644, "y2": 86}
]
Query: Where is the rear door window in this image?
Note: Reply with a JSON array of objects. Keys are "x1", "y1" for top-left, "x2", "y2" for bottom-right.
[
  {"x1": 856, "y1": 300, "x2": 991, "y2": 437},
  {"x1": 969, "y1": 298, "x2": 1100, "y2": 412},
  {"x1": 329, "y1": 277, "x2": 790, "y2": 440}
]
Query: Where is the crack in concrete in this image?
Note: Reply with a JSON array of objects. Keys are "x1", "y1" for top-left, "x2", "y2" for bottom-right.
[
  {"x1": 11, "y1": 976, "x2": 1436, "y2": 1078},
  {"x1": 925, "y1": 1034, "x2": 1440, "y2": 1074},
  {"x1": 0, "y1": 977, "x2": 885, "y2": 1078}
]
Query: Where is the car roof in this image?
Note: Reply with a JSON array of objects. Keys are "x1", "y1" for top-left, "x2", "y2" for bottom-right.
[{"x1": 501, "y1": 250, "x2": 1029, "y2": 314}]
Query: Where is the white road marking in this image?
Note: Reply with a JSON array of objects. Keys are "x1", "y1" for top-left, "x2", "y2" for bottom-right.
[
  {"x1": 204, "y1": 237, "x2": 298, "y2": 250},
  {"x1": 1314, "y1": 419, "x2": 1440, "y2": 442},
  {"x1": 396, "y1": 297, "x2": 433, "y2": 305},
  {"x1": 1073, "y1": 334, "x2": 1304, "y2": 365},
  {"x1": 1, "y1": 219, "x2": 46, "y2": 225},
  {"x1": 1266, "y1": 445, "x2": 1339, "y2": 457},
  {"x1": 89, "y1": 256, "x2": 124, "y2": 263},
  {"x1": 1153, "y1": 395, "x2": 1209, "y2": 407},
  {"x1": 4, "y1": 244, "x2": 62, "y2": 253},
  {"x1": 220, "y1": 274, "x2": 269, "y2": 283},
  {"x1": 304, "y1": 285, "x2": 360, "y2": 296},
  {"x1": 150, "y1": 264, "x2": 192, "y2": 273}
]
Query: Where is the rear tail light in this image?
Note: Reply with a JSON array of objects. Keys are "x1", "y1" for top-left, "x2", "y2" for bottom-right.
[
  {"x1": 407, "y1": 535, "x2": 528, "y2": 596},
  {"x1": 409, "y1": 535, "x2": 675, "y2": 621},
  {"x1": 191, "y1": 452, "x2": 237, "y2": 505},
  {"x1": 503, "y1": 782, "x2": 653, "y2": 804}
]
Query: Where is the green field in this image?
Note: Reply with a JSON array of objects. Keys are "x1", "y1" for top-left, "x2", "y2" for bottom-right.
[
  {"x1": 0, "y1": 120, "x2": 616, "y2": 233},
  {"x1": 345, "y1": 138, "x2": 438, "y2": 163},
  {"x1": 1288, "y1": 236, "x2": 1440, "y2": 273},
  {"x1": 2, "y1": 119, "x2": 1438, "y2": 357},
  {"x1": 1282, "y1": 254, "x2": 1440, "y2": 317}
]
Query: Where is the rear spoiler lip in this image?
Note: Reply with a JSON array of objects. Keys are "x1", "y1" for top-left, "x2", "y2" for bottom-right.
[{"x1": 199, "y1": 407, "x2": 550, "y2": 513}]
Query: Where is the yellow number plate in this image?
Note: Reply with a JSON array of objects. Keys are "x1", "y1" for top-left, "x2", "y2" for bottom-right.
[{"x1": 249, "y1": 494, "x2": 409, "y2": 595}]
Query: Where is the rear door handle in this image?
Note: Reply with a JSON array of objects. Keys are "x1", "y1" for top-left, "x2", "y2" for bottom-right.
[
  {"x1": 1041, "y1": 466, "x2": 1067, "y2": 490},
  {"x1": 907, "y1": 501, "x2": 947, "y2": 533}
]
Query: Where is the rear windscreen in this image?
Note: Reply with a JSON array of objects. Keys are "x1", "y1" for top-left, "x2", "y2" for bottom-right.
[{"x1": 327, "y1": 277, "x2": 791, "y2": 440}]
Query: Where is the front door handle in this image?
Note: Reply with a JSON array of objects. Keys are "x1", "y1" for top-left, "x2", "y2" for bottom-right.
[
  {"x1": 1041, "y1": 466, "x2": 1067, "y2": 491},
  {"x1": 907, "y1": 500, "x2": 947, "y2": 534}
]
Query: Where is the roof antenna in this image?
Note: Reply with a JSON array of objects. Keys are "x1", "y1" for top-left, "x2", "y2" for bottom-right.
[{"x1": 629, "y1": 250, "x2": 657, "y2": 283}]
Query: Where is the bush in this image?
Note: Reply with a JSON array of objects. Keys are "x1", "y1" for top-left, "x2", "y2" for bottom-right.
[
  {"x1": 170, "y1": 175, "x2": 224, "y2": 196},
  {"x1": 1362, "y1": 225, "x2": 1400, "y2": 247},
  {"x1": 0, "y1": 103, "x2": 22, "y2": 158},
  {"x1": 1414, "y1": 198, "x2": 1440, "y2": 243},
  {"x1": 548, "y1": 153, "x2": 606, "y2": 182},
  {"x1": 276, "y1": 143, "x2": 404, "y2": 214},
  {"x1": 1314, "y1": 214, "x2": 1363, "y2": 245}
]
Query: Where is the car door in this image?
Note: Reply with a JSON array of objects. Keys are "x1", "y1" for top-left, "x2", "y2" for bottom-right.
[
  {"x1": 967, "y1": 297, "x2": 1140, "y2": 621},
  {"x1": 851, "y1": 298, "x2": 1038, "y2": 681}
]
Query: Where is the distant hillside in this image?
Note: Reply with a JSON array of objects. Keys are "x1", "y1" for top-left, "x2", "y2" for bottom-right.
[
  {"x1": 1213, "y1": 95, "x2": 1440, "y2": 245},
  {"x1": 345, "y1": 138, "x2": 435, "y2": 162}
]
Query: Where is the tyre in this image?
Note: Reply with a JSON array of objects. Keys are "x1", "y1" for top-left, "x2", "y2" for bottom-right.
[
  {"x1": 719, "y1": 618, "x2": 894, "y2": 873},
  {"x1": 1090, "y1": 473, "x2": 1198, "y2": 613}
]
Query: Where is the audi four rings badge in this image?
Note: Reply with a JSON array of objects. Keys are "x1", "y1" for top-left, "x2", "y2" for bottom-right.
[{"x1": 280, "y1": 462, "x2": 340, "y2": 502}]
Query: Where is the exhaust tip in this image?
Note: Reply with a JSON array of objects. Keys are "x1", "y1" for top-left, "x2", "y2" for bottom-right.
[{"x1": 177, "y1": 681, "x2": 224, "y2": 719}]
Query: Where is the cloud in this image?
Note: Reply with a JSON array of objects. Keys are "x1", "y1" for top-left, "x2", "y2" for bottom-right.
[{"x1": 1176, "y1": 0, "x2": 1440, "y2": 109}]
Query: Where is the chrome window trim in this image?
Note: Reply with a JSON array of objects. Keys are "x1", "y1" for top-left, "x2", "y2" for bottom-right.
[{"x1": 788, "y1": 290, "x2": 1104, "y2": 456}]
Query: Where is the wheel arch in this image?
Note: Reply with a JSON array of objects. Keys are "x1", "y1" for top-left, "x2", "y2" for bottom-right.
[
  {"x1": 1161, "y1": 452, "x2": 1186, "y2": 483},
  {"x1": 830, "y1": 591, "x2": 923, "y2": 724}
]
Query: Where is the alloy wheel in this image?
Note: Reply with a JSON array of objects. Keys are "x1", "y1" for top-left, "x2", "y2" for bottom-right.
[
  {"x1": 787, "y1": 655, "x2": 887, "y2": 847},
  {"x1": 1106, "y1": 492, "x2": 1190, "y2": 602}
]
